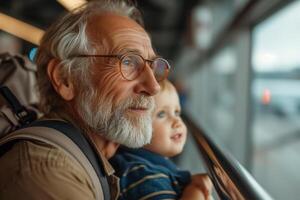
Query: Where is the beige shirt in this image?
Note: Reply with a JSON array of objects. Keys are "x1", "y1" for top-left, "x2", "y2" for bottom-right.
[{"x1": 0, "y1": 115, "x2": 120, "y2": 200}]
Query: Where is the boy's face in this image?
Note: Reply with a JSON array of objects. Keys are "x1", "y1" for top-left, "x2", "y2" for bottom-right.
[{"x1": 144, "y1": 86, "x2": 187, "y2": 157}]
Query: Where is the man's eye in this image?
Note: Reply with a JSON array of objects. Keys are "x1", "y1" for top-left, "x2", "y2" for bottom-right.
[
  {"x1": 156, "y1": 111, "x2": 166, "y2": 118},
  {"x1": 122, "y1": 59, "x2": 133, "y2": 66}
]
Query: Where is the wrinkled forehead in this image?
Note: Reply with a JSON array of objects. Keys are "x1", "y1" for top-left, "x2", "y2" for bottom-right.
[
  {"x1": 87, "y1": 13, "x2": 154, "y2": 56},
  {"x1": 110, "y1": 29, "x2": 153, "y2": 55}
]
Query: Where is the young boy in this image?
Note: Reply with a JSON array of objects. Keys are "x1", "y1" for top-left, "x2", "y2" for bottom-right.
[{"x1": 110, "y1": 80, "x2": 212, "y2": 200}]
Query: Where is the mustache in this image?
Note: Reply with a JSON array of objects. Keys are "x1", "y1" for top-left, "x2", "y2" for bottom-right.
[{"x1": 119, "y1": 95, "x2": 155, "y2": 111}]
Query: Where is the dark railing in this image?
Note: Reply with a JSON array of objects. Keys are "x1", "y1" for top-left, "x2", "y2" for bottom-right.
[{"x1": 182, "y1": 113, "x2": 273, "y2": 200}]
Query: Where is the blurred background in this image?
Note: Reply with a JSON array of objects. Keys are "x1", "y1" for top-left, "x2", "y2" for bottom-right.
[{"x1": 1, "y1": 0, "x2": 300, "y2": 199}]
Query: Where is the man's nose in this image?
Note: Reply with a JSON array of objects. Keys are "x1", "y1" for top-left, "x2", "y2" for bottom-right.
[{"x1": 134, "y1": 63, "x2": 161, "y2": 96}]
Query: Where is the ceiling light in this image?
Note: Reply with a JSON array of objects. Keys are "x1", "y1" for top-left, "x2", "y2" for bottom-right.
[
  {"x1": 57, "y1": 0, "x2": 87, "y2": 11},
  {"x1": 0, "y1": 12, "x2": 44, "y2": 45}
]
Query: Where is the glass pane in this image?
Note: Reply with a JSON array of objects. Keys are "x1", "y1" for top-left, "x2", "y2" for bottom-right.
[
  {"x1": 191, "y1": 0, "x2": 249, "y2": 50},
  {"x1": 208, "y1": 47, "x2": 237, "y2": 147},
  {"x1": 251, "y1": 1, "x2": 300, "y2": 199}
]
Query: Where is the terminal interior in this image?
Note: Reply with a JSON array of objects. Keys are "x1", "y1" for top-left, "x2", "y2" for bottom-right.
[{"x1": 1, "y1": 0, "x2": 300, "y2": 199}]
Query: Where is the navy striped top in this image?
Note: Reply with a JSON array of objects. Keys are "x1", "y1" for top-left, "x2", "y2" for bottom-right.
[{"x1": 110, "y1": 147, "x2": 191, "y2": 200}]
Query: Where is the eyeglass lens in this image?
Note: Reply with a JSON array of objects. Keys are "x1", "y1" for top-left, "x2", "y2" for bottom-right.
[
  {"x1": 120, "y1": 54, "x2": 169, "y2": 81},
  {"x1": 152, "y1": 58, "x2": 169, "y2": 81}
]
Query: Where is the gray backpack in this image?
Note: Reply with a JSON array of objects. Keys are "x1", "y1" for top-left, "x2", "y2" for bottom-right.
[
  {"x1": 0, "y1": 53, "x2": 110, "y2": 200},
  {"x1": 0, "y1": 53, "x2": 39, "y2": 136}
]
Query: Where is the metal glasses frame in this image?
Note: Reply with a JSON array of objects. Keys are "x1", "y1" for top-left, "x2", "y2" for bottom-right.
[{"x1": 72, "y1": 53, "x2": 170, "y2": 81}]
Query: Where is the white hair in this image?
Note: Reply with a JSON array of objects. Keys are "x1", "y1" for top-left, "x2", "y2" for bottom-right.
[
  {"x1": 35, "y1": 0, "x2": 143, "y2": 114},
  {"x1": 76, "y1": 83, "x2": 154, "y2": 147},
  {"x1": 35, "y1": 0, "x2": 153, "y2": 147}
]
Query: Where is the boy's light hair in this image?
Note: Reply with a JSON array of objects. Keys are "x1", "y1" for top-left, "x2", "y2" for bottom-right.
[{"x1": 159, "y1": 79, "x2": 176, "y2": 94}]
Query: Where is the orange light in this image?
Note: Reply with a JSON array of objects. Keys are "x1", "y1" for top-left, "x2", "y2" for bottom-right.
[
  {"x1": 57, "y1": 0, "x2": 87, "y2": 11},
  {"x1": 0, "y1": 12, "x2": 44, "y2": 45},
  {"x1": 262, "y1": 89, "x2": 271, "y2": 105}
]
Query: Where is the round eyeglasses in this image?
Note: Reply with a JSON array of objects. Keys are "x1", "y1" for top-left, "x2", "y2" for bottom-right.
[{"x1": 73, "y1": 53, "x2": 171, "y2": 82}]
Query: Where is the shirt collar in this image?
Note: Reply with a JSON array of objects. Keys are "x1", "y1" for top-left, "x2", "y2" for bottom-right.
[{"x1": 118, "y1": 146, "x2": 179, "y2": 172}]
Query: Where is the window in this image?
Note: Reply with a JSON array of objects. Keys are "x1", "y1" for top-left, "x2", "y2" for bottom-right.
[{"x1": 251, "y1": 1, "x2": 300, "y2": 199}]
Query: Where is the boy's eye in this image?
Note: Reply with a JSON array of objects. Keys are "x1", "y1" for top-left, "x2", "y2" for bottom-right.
[
  {"x1": 175, "y1": 110, "x2": 181, "y2": 116},
  {"x1": 156, "y1": 111, "x2": 166, "y2": 118}
]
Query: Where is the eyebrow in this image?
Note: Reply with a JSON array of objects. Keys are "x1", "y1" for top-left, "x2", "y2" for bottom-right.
[
  {"x1": 117, "y1": 48, "x2": 158, "y2": 59},
  {"x1": 157, "y1": 105, "x2": 181, "y2": 110},
  {"x1": 118, "y1": 48, "x2": 140, "y2": 54}
]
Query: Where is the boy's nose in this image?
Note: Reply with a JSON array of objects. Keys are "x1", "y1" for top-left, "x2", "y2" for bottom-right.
[{"x1": 172, "y1": 117, "x2": 182, "y2": 129}]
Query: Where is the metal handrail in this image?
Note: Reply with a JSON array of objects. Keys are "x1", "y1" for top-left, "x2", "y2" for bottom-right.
[{"x1": 182, "y1": 113, "x2": 273, "y2": 200}]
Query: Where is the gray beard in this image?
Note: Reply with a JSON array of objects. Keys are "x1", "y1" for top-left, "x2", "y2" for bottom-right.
[{"x1": 76, "y1": 88, "x2": 154, "y2": 148}]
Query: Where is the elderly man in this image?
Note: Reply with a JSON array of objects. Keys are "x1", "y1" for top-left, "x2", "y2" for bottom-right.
[{"x1": 0, "y1": 0, "x2": 171, "y2": 199}]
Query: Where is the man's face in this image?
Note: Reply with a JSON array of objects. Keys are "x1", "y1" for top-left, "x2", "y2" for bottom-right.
[{"x1": 76, "y1": 14, "x2": 161, "y2": 148}]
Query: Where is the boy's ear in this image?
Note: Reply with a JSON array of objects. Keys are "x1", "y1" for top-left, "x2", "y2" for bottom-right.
[{"x1": 47, "y1": 58, "x2": 75, "y2": 101}]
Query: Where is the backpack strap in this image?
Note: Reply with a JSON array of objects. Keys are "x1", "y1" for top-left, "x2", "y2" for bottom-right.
[
  {"x1": 0, "y1": 120, "x2": 111, "y2": 200},
  {"x1": 0, "y1": 86, "x2": 37, "y2": 126}
]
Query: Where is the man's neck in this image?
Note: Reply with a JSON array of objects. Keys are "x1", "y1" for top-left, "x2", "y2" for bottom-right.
[
  {"x1": 47, "y1": 106, "x2": 119, "y2": 159},
  {"x1": 85, "y1": 131, "x2": 119, "y2": 159}
]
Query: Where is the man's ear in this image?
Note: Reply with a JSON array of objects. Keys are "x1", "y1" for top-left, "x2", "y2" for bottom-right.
[{"x1": 47, "y1": 59, "x2": 75, "y2": 101}]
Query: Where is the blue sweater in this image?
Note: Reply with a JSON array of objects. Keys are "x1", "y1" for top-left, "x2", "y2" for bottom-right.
[{"x1": 110, "y1": 147, "x2": 191, "y2": 200}]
